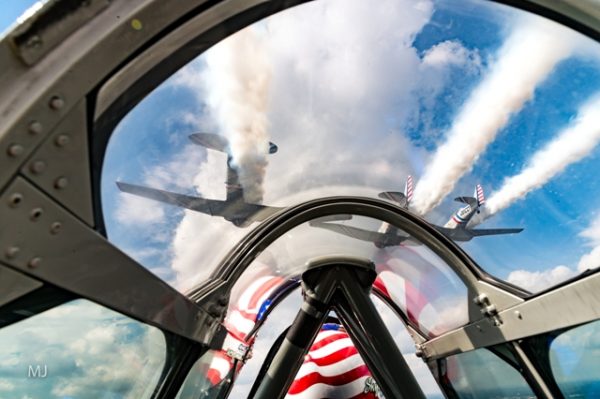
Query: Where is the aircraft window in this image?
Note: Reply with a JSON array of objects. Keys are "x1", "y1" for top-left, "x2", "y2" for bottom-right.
[
  {"x1": 243, "y1": 214, "x2": 469, "y2": 337},
  {"x1": 102, "y1": 0, "x2": 600, "y2": 297},
  {"x1": 441, "y1": 348, "x2": 536, "y2": 398},
  {"x1": 0, "y1": 299, "x2": 166, "y2": 398},
  {"x1": 371, "y1": 294, "x2": 444, "y2": 398},
  {"x1": 175, "y1": 350, "x2": 231, "y2": 399},
  {"x1": 549, "y1": 319, "x2": 600, "y2": 398}
]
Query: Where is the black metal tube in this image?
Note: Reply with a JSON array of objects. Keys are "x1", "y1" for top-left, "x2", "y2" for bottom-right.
[
  {"x1": 252, "y1": 267, "x2": 337, "y2": 399},
  {"x1": 252, "y1": 301, "x2": 328, "y2": 399},
  {"x1": 335, "y1": 268, "x2": 426, "y2": 399}
]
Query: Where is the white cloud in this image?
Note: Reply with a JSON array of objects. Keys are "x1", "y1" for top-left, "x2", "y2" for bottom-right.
[
  {"x1": 114, "y1": 143, "x2": 206, "y2": 226},
  {"x1": 577, "y1": 213, "x2": 600, "y2": 272},
  {"x1": 507, "y1": 265, "x2": 577, "y2": 292},
  {"x1": 0, "y1": 300, "x2": 166, "y2": 399},
  {"x1": 0, "y1": 380, "x2": 14, "y2": 391},
  {"x1": 507, "y1": 212, "x2": 600, "y2": 292},
  {"x1": 168, "y1": 0, "x2": 449, "y2": 288},
  {"x1": 114, "y1": 193, "x2": 166, "y2": 225},
  {"x1": 422, "y1": 40, "x2": 481, "y2": 71}
]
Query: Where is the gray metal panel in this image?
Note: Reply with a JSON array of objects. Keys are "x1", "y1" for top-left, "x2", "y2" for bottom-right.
[
  {"x1": 0, "y1": 177, "x2": 216, "y2": 343},
  {"x1": 0, "y1": 0, "x2": 211, "y2": 191},
  {"x1": 8, "y1": 0, "x2": 111, "y2": 66},
  {"x1": 0, "y1": 263, "x2": 42, "y2": 307},
  {"x1": 523, "y1": 0, "x2": 600, "y2": 34},
  {"x1": 422, "y1": 270, "x2": 600, "y2": 360},
  {"x1": 21, "y1": 100, "x2": 93, "y2": 225},
  {"x1": 94, "y1": 0, "x2": 266, "y2": 118}
]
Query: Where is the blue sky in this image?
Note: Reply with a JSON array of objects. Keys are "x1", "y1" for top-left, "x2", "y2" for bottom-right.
[
  {"x1": 4, "y1": 0, "x2": 600, "y2": 397},
  {"x1": 0, "y1": 0, "x2": 40, "y2": 37}
]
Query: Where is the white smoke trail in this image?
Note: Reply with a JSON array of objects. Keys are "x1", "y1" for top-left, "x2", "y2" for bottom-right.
[
  {"x1": 204, "y1": 28, "x2": 272, "y2": 203},
  {"x1": 484, "y1": 95, "x2": 600, "y2": 217},
  {"x1": 411, "y1": 20, "x2": 574, "y2": 215}
]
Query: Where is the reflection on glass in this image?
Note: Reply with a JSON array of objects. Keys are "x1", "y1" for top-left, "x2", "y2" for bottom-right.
[
  {"x1": 0, "y1": 299, "x2": 166, "y2": 398},
  {"x1": 175, "y1": 350, "x2": 232, "y2": 399},
  {"x1": 550, "y1": 320, "x2": 600, "y2": 398},
  {"x1": 256, "y1": 215, "x2": 469, "y2": 337},
  {"x1": 227, "y1": 289, "x2": 302, "y2": 397},
  {"x1": 443, "y1": 348, "x2": 535, "y2": 399},
  {"x1": 372, "y1": 295, "x2": 443, "y2": 398}
]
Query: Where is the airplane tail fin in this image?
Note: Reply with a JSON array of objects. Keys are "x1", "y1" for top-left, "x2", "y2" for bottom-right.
[
  {"x1": 404, "y1": 175, "x2": 413, "y2": 205},
  {"x1": 378, "y1": 191, "x2": 408, "y2": 208},
  {"x1": 475, "y1": 184, "x2": 485, "y2": 207},
  {"x1": 189, "y1": 133, "x2": 278, "y2": 154},
  {"x1": 378, "y1": 175, "x2": 414, "y2": 209}
]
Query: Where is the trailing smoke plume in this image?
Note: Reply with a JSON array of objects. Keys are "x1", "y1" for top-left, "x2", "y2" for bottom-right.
[
  {"x1": 484, "y1": 95, "x2": 600, "y2": 217},
  {"x1": 204, "y1": 28, "x2": 272, "y2": 203},
  {"x1": 411, "y1": 20, "x2": 574, "y2": 215}
]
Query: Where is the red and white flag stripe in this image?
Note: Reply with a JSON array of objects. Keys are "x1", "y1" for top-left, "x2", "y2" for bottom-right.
[
  {"x1": 286, "y1": 326, "x2": 380, "y2": 399},
  {"x1": 224, "y1": 273, "x2": 284, "y2": 340}
]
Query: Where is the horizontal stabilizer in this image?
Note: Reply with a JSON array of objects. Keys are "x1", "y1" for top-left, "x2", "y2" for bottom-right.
[
  {"x1": 189, "y1": 133, "x2": 278, "y2": 154},
  {"x1": 189, "y1": 133, "x2": 229, "y2": 152},
  {"x1": 378, "y1": 191, "x2": 408, "y2": 207},
  {"x1": 468, "y1": 227, "x2": 524, "y2": 237},
  {"x1": 454, "y1": 196, "x2": 478, "y2": 207},
  {"x1": 116, "y1": 182, "x2": 281, "y2": 222},
  {"x1": 434, "y1": 225, "x2": 523, "y2": 241}
]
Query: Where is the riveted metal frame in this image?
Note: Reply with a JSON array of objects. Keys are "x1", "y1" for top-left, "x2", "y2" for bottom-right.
[
  {"x1": 0, "y1": 263, "x2": 42, "y2": 308},
  {"x1": 0, "y1": 0, "x2": 310, "y2": 345},
  {"x1": 0, "y1": 0, "x2": 600, "y2": 398},
  {"x1": 0, "y1": 176, "x2": 215, "y2": 343},
  {"x1": 421, "y1": 268, "x2": 600, "y2": 360}
]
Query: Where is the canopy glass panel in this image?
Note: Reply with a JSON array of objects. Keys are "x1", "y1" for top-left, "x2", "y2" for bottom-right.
[{"x1": 102, "y1": 0, "x2": 600, "y2": 295}]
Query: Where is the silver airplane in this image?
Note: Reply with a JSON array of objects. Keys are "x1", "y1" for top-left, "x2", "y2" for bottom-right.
[
  {"x1": 116, "y1": 133, "x2": 283, "y2": 227},
  {"x1": 310, "y1": 176, "x2": 523, "y2": 247}
]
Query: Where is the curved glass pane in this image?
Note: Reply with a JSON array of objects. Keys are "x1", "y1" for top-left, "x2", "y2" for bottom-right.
[
  {"x1": 550, "y1": 320, "x2": 600, "y2": 398},
  {"x1": 443, "y1": 348, "x2": 535, "y2": 399},
  {"x1": 102, "y1": 0, "x2": 600, "y2": 293},
  {"x1": 0, "y1": 299, "x2": 166, "y2": 398},
  {"x1": 212, "y1": 212, "x2": 468, "y2": 362},
  {"x1": 372, "y1": 294, "x2": 444, "y2": 398}
]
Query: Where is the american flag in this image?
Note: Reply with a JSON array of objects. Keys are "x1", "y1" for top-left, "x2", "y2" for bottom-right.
[
  {"x1": 286, "y1": 323, "x2": 382, "y2": 399},
  {"x1": 203, "y1": 246, "x2": 450, "y2": 392},
  {"x1": 205, "y1": 263, "x2": 289, "y2": 386}
]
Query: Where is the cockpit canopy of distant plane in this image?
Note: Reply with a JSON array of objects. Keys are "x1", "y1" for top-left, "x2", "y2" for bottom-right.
[{"x1": 2, "y1": 0, "x2": 600, "y2": 398}]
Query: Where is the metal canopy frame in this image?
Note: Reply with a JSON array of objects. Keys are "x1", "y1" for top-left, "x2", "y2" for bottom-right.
[
  {"x1": 0, "y1": 0, "x2": 599, "y2": 398},
  {"x1": 252, "y1": 256, "x2": 426, "y2": 399}
]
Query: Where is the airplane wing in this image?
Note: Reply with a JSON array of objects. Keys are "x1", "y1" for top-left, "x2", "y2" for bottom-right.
[
  {"x1": 309, "y1": 221, "x2": 409, "y2": 246},
  {"x1": 116, "y1": 182, "x2": 282, "y2": 222}
]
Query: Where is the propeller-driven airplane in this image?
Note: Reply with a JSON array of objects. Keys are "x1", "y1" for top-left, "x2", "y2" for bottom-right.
[
  {"x1": 116, "y1": 133, "x2": 283, "y2": 227},
  {"x1": 310, "y1": 176, "x2": 523, "y2": 247}
]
